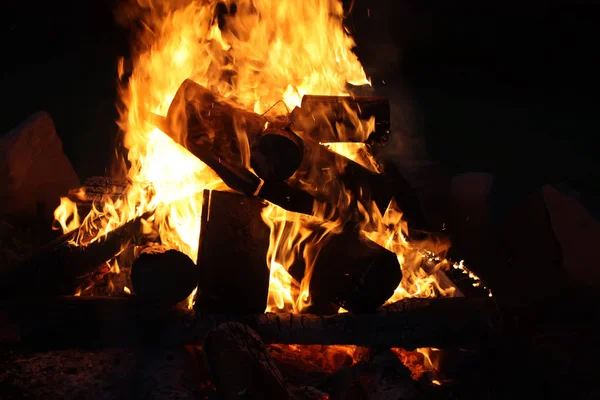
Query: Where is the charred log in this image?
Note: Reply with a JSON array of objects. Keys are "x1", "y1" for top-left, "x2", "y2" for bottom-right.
[
  {"x1": 131, "y1": 245, "x2": 199, "y2": 308},
  {"x1": 204, "y1": 322, "x2": 294, "y2": 400},
  {"x1": 165, "y1": 79, "x2": 304, "y2": 181},
  {"x1": 18, "y1": 296, "x2": 501, "y2": 350},
  {"x1": 0, "y1": 214, "x2": 150, "y2": 305}
]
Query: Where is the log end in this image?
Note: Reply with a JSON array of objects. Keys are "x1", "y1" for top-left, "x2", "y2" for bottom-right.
[{"x1": 131, "y1": 245, "x2": 199, "y2": 308}]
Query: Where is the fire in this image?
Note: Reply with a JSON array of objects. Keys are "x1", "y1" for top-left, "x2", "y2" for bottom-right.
[{"x1": 51, "y1": 0, "x2": 480, "y2": 384}]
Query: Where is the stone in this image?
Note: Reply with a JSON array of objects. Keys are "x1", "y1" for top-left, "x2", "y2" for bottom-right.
[{"x1": 0, "y1": 111, "x2": 80, "y2": 224}]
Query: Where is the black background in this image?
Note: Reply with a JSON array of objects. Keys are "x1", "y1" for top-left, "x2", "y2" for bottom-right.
[{"x1": 1, "y1": 0, "x2": 599, "y2": 196}]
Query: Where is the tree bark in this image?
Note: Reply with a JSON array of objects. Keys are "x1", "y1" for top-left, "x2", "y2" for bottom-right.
[
  {"x1": 204, "y1": 322, "x2": 294, "y2": 400},
  {"x1": 17, "y1": 296, "x2": 502, "y2": 350}
]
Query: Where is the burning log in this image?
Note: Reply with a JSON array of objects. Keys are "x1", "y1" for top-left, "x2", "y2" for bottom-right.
[
  {"x1": 204, "y1": 322, "x2": 294, "y2": 399},
  {"x1": 291, "y1": 94, "x2": 390, "y2": 150},
  {"x1": 131, "y1": 245, "x2": 199, "y2": 308},
  {"x1": 0, "y1": 214, "x2": 150, "y2": 304},
  {"x1": 196, "y1": 190, "x2": 402, "y2": 314},
  {"x1": 309, "y1": 229, "x2": 402, "y2": 313},
  {"x1": 195, "y1": 190, "x2": 270, "y2": 314},
  {"x1": 18, "y1": 296, "x2": 501, "y2": 350},
  {"x1": 165, "y1": 79, "x2": 304, "y2": 181}
]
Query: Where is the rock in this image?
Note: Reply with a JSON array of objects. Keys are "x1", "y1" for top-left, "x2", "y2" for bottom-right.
[
  {"x1": 542, "y1": 185, "x2": 600, "y2": 288},
  {"x1": 0, "y1": 111, "x2": 79, "y2": 224}
]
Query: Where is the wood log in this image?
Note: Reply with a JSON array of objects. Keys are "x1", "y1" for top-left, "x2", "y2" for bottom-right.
[
  {"x1": 204, "y1": 322, "x2": 294, "y2": 400},
  {"x1": 309, "y1": 229, "x2": 402, "y2": 313},
  {"x1": 17, "y1": 296, "x2": 501, "y2": 350},
  {"x1": 165, "y1": 79, "x2": 304, "y2": 181},
  {"x1": 130, "y1": 244, "x2": 199, "y2": 308},
  {"x1": 291, "y1": 95, "x2": 390, "y2": 150},
  {"x1": 195, "y1": 190, "x2": 270, "y2": 314},
  {"x1": 196, "y1": 190, "x2": 401, "y2": 314},
  {"x1": 0, "y1": 214, "x2": 150, "y2": 305}
]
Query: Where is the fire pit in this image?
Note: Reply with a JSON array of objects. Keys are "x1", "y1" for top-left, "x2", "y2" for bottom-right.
[{"x1": 8, "y1": 0, "x2": 595, "y2": 399}]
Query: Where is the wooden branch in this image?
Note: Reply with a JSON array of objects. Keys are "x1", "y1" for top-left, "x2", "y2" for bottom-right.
[
  {"x1": 204, "y1": 322, "x2": 294, "y2": 400},
  {"x1": 17, "y1": 296, "x2": 502, "y2": 350},
  {"x1": 131, "y1": 245, "x2": 199, "y2": 308},
  {"x1": 196, "y1": 190, "x2": 401, "y2": 314}
]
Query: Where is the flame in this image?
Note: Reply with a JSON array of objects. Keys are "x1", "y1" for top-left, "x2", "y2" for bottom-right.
[{"x1": 47, "y1": 0, "x2": 491, "y2": 384}]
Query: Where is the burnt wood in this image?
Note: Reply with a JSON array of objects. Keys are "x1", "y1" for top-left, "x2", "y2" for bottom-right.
[
  {"x1": 165, "y1": 79, "x2": 304, "y2": 181},
  {"x1": 131, "y1": 245, "x2": 199, "y2": 308},
  {"x1": 17, "y1": 296, "x2": 501, "y2": 350},
  {"x1": 204, "y1": 322, "x2": 294, "y2": 400}
]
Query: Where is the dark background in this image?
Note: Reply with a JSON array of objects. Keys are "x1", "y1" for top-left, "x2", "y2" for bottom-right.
[{"x1": 2, "y1": 0, "x2": 599, "y2": 198}]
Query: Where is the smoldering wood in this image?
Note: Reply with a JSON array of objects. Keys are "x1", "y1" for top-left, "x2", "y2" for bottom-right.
[
  {"x1": 0, "y1": 214, "x2": 150, "y2": 305},
  {"x1": 195, "y1": 190, "x2": 271, "y2": 314},
  {"x1": 204, "y1": 322, "x2": 294, "y2": 400},
  {"x1": 165, "y1": 79, "x2": 304, "y2": 181},
  {"x1": 130, "y1": 245, "x2": 199, "y2": 308},
  {"x1": 291, "y1": 94, "x2": 390, "y2": 149},
  {"x1": 17, "y1": 296, "x2": 501, "y2": 350}
]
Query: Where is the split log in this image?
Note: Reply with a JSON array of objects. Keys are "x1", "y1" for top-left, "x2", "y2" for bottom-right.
[
  {"x1": 165, "y1": 79, "x2": 304, "y2": 181},
  {"x1": 17, "y1": 296, "x2": 501, "y2": 350},
  {"x1": 196, "y1": 190, "x2": 401, "y2": 314},
  {"x1": 195, "y1": 190, "x2": 270, "y2": 314},
  {"x1": 291, "y1": 95, "x2": 390, "y2": 150},
  {"x1": 204, "y1": 322, "x2": 294, "y2": 400},
  {"x1": 130, "y1": 245, "x2": 199, "y2": 308},
  {"x1": 0, "y1": 214, "x2": 150, "y2": 305}
]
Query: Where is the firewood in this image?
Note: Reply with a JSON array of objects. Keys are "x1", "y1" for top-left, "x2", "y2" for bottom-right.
[
  {"x1": 0, "y1": 214, "x2": 150, "y2": 305},
  {"x1": 18, "y1": 296, "x2": 501, "y2": 350},
  {"x1": 165, "y1": 79, "x2": 304, "y2": 181},
  {"x1": 195, "y1": 190, "x2": 271, "y2": 314},
  {"x1": 130, "y1": 244, "x2": 199, "y2": 308},
  {"x1": 196, "y1": 190, "x2": 401, "y2": 314},
  {"x1": 309, "y1": 229, "x2": 402, "y2": 313},
  {"x1": 250, "y1": 123, "x2": 304, "y2": 181},
  {"x1": 291, "y1": 94, "x2": 390, "y2": 150},
  {"x1": 204, "y1": 322, "x2": 294, "y2": 400}
]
